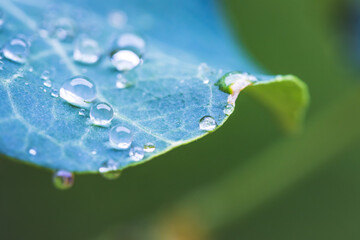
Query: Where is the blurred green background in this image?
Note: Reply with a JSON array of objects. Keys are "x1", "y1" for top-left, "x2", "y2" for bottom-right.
[{"x1": 1, "y1": 0, "x2": 360, "y2": 239}]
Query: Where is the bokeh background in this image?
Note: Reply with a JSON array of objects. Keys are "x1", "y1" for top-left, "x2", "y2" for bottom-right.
[{"x1": 1, "y1": 0, "x2": 360, "y2": 239}]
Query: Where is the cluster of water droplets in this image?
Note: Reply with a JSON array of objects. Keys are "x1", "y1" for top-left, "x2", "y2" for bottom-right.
[{"x1": 0, "y1": 6, "x2": 257, "y2": 190}]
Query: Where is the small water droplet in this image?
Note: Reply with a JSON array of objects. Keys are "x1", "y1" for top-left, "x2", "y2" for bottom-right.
[
  {"x1": 53, "y1": 170, "x2": 74, "y2": 190},
  {"x1": 28, "y1": 148, "x2": 37, "y2": 156},
  {"x1": 51, "y1": 88, "x2": 59, "y2": 98},
  {"x1": 99, "y1": 159, "x2": 121, "y2": 180},
  {"x1": 60, "y1": 76, "x2": 97, "y2": 107},
  {"x1": 41, "y1": 70, "x2": 50, "y2": 80},
  {"x1": 129, "y1": 146, "x2": 144, "y2": 161},
  {"x1": 0, "y1": 61, "x2": 3, "y2": 70},
  {"x1": 28, "y1": 67, "x2": 33, "y2": 72},
  {"x1": 2, "y1": 36, "x2": 30, "y2": 64},
  {"x1": 197, "y1": 63, "x2": 214, "y2": 84},
  {"x1": 73, "y1": 36, "x2": 101, "y2": 64},
  {"x1": 115, "y1": 74, "x2": 130, "y2": 89},
  {"x1": 143, "y1": 143, "x2": 155, "y2": 153},
  {"x1": 199, "y1": 116, "x2": 217, "y2": 131},
  {"x1": 90, "y1": 102, "x2": 114, "y2": 126},
  {"x1": 224, "y1": 104, "x2": 235, "y2": 116},
  {"x1": 52, "y1": 17, "x2": 75, "y2": 41},
  {"x1": 109, "y1": 125, "x2": 133, "y2": 149},
  {"x1": 78, "y1": 108, "x2": 86, "y2": 116},
  {"x1": 91, "y1": 150, "x2": 97, "y2": 155},
  {"x1": 108, "y1": 11, "x2": 127, "y2": 29},
  {"x1": 43, "y1": 79, "x2": 52, "y2": 88}
]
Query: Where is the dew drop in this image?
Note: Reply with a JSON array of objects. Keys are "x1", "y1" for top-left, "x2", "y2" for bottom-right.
[
  {"x1": 129, "y1": 146, "x2": 144, "y2": 161},
  {"x1": 110, "y1": 33, "x2": 145, "y2": 72},
  {"x1": 2, "y1": 37, "x2": 30, "y2": 64},
  {"x1": 115, "y1": 74, "x2": 130, "y2": 89},
  {"x1": 109, "y1": 125, "x2": 133, "y2": 149},
  {"x1": 51, "y1": 88, "x2": 59, "y2": 98},
  {"x1": 73, "y1": 36, "x2": 101, "y2": 64},
  {"x1": 224, "y1": 104, "x2": 235, "y2": 116},
  {"x1": 28, "y1": 148, "x2": 37, "y2": 156},
  {"x1": 60, "y1": 76, "x2": 97, "y2": 108},
  {"x1": 110, "y1": 49, "x2": 141, "y2": 72},
  {"x1": 199, "y1": 116, "x2": 217, "y2": 131},
  {"x1": 43, "y1": 79, "x2": 52, "y2": 88},
  {"x1": 143, "y1": 143, "x2": 155, "y2": 153},
  {"x1": 53, "y1": 170, "x2": 74, "y2": 190},
  {"x1": 90, "y1": 102, "x2": 114, "y2": 126},
  {"x1": 99, "y1": 159, "x2": 121, "y2": 180},
  {"x1": 78, "y1": 108, "x2": 86, "y2": 116},
  {"x1": 197, "y1": 63, "x2": 214, "y2": 84},
  {"x1": 41, "y1": 70, "x2": 50, "y2": 80},
  {"x1": 108, "y1": 11, "x2": 127, "y2": 29},
  {"x1": 52, "y1": 17, "x2": 75, "y2": 41}
]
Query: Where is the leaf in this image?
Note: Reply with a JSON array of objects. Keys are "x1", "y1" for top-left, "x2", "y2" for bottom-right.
[{"x1": 0, "y1": 0, "x2": 308, "y2": 173}]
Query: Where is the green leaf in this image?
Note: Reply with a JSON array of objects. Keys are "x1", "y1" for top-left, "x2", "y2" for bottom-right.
[{"x1": 0, "y1": 0, "x2": 308, "y2": 173}]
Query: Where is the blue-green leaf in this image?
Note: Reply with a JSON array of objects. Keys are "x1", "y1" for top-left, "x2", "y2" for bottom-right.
[{"x1": 0, "y1": 0, "x2": 308, "y2": 173}]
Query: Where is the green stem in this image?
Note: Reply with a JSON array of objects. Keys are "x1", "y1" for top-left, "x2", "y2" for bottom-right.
[{"x1": 175, "y1": 86, "x2": 360, "y2": 231}]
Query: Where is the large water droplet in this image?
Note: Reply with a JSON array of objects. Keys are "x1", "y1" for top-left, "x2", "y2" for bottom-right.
[
  {"x1": 99, "y1": 159, "x2": 121, "y2": 180},
  {"x1": 109, "y1": 125, "x2": 133, "y2": 149},
  {"x1": 224, "y1": 104, "x2": 235, "y2": 116},
  {"x1": 2, "y1": 37, "x2": 30, "y2": 64},
  {"x1": 73, "y1": 36, "x2": 101, "y2": 64},
  {"x1": 52, "y1": 17, "x2": 75, "y2": 41},
  {"x1": 129, "y1": 146, "x2": 144, "y2": 161},
  {"x1": 110, "y1": 33, "x2": 145, "y2": 72},
  {"x1": 60, "y1": 76, "x2": 97, "y2": 108},
  {"x1": 110, "y1": 49, "x2": 141, "y2": 72},
  {"x1": 53, "y1": 170, "x2": 74, "y2": 190},
  {"x1": 199, "y1": 116, "x2": 217, "y2": 131},
  {"x1": 90, "y1": 102, "x2": 114, "y2": 126},
  {"x1": 143, "y1": 143, "x2": 155, "y2": 153}
]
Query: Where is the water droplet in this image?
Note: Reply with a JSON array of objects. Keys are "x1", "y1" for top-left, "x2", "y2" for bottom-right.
[
  {"x1": 143, "y1": 143, "x2": 155, "y2": 153},
  {"x1": 41, "y1": 70, "x2": 50, "y2": 80},
  {"x1": 109, "y1": 125, "x2": 133, "y2": 149},
  {"x1": 91, "y1": 150, "x2": 97, "y2": 155},
  {"x1": 78, "y1": 108, "x2": 86, "y2": 116},
  {"x1": 2, "y1": 37, "x2": 30, "y2": 64},
  {"x1": 199, "y1": 116, "x2": 217, "y2": 131},
  {"x1": 110, "y1": 33, "x2": 145, "y2": 72},
  {"x1": 90, "y1": 102, "x2": 114, "y2": 126},
  {"x1": 0, "y1": 61, "x2": 3, "y2": 70},
  {"x1": 28, "y1": 148, "x2": 37, "y2": 156},
  {"x1": 99, "y1": 159, "x2": 121, "y2": 180},
  {"x1": 60, "y1": 76, "x2": 97, "y2": 108},
  {"x1": 51, "y1": 88, "x2": 59, "y2": 98},
  {"x1": 129, "y1": 146, "x2": 144, "y2": 161},
  {"x1": 43, "y1": 79, "x2": 52, "y2": 88},
  {"x1": 197, "y1": 63, "x2": 214, "y2": 84},
  {"x1": 73, "y1": 36, "x2": 101, "y2": 64},
  {"x1": 224, "y1": 104, "x2": 235, "y2": 116},
  {"x1": 115, "y1": 74, "x2": 130, "y2": 89},
  {"x1": 28, "y1": 67, "x2": 33, "y2": 72},
  {"x1": 52, "y1": 17, "x2": 75, "y2": 41},
  {"x1": 108, "y1": 11, "x2": 127, "y2": 29},
  {"x1": 110, "y1": 49, "x2": 141, "y2": 72},
  {"x1": 53, "y1": 170, "x2": 74, "y2": 190}
]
